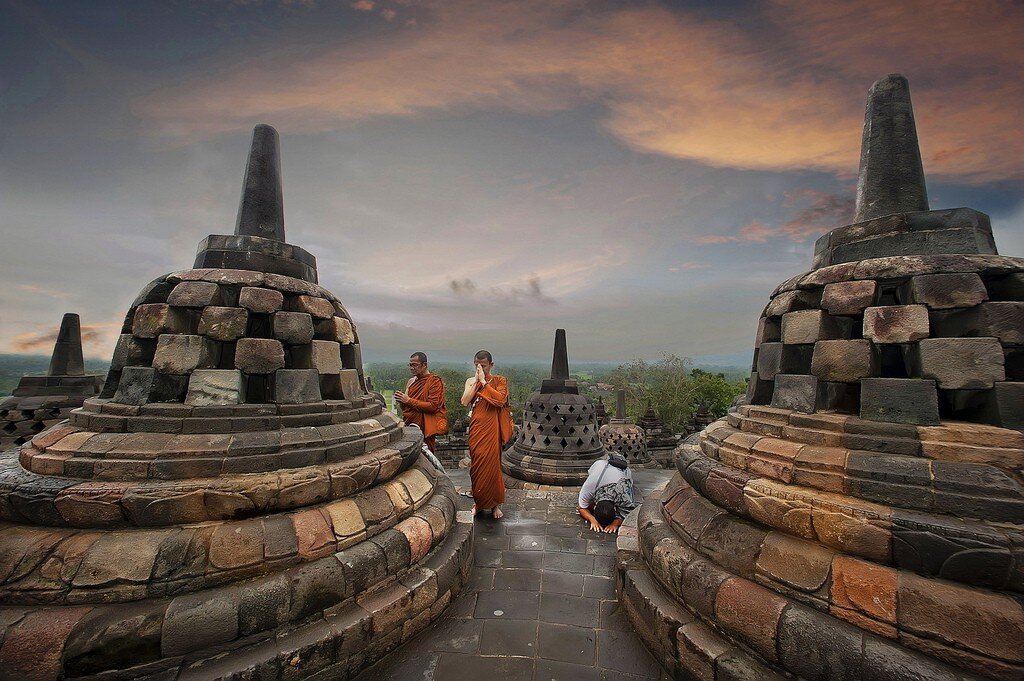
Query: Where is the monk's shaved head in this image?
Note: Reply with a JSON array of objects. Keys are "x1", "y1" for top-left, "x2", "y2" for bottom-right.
[
  {"x1": 474, "y1": 350, "x2": 493, "y2": 363},
  {"x1": 410, "y1": 351, "x2": 427, "y2": 364}
]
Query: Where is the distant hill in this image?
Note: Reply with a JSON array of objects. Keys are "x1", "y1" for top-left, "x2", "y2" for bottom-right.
[{"x1": 0, "y1": 354, "x2": 109, "y2": 397}]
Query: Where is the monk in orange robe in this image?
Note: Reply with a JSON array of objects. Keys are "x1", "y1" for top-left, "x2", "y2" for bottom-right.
[
  {"x1": 461, "y1": 350, "x2": 509, "y2": 518},
  {"x1": 394, "y1": 351, "x2": 447, "y2": 453}
]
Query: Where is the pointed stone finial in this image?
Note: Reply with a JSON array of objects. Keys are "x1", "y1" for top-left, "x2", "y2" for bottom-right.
[
  {"x1": 854, "y1": 74, "x2": 929, "y2": 222},
  {"x1": 235, "y1": 124, "x2": 285, "y2": 241},
  {"x1": 550, "y1": 329, "x2": 569, "y2": 380},
  {"x1": 616, "y1": 389, "x2": 626, "y2": 420},
  {"x1": 47, "y1": 313, "x2": 85, "y2": 376}
]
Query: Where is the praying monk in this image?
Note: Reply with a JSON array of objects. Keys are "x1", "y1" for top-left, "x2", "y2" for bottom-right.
[
  {"x1": 461, "y1": 350, "x2": 509, "y2": 518},
  {"x1": 394, "y1": 351, "x2": 447, "y2": 453}
]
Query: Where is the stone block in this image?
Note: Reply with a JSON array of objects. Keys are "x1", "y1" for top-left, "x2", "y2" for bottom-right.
[
  {"x1": 186, "y1": 369, "x2": 246, "y2": 406},
  {"x1": 152, "y1": 335, "x2": 216, "y2": 374},
  {"x1": 821, "y1": 280, "x2": 877, "y2": 316},
  {"x1": 765, "y1": 289, "x2": 821, "y2": 318},
  {"x1": 131, "y1": 304, "x2": 190, "y2": 338},
  {"x1": 863, "y1": 305, "x2": 929, "y2": 343},
  {"x1": 757, "y1": 343, "x2": 813, "y2": 379},
  {"x1": 811, "y1": 340, "x2": 878, "y2": 383},
  {"x1": 336, "y1": 369, "x2": 363, "y2": 399},
  {"x1": 112, "y1": 367, "x2": 188, "y2": 405},
  {"x1": 860, "y1": 378, "x2": 939, "y2": 425},
  {"x1": 109, "y1": 334, "x2": 154, "y2": 371},
  {"x1": 274, "y1": 369, "x2": 322, "y2": 404},
  {"x1": 745, "y1": 371, "x2": 774, "y2": 405},
  {"x1": 167, "y1": 281, "x2": 221, "y2": 308},
  {"x1": 238, "y1": 286, "x2": 284, "y2": 313},
  {"x1": 982, "y1": 382, "x2": 1024, "y2": 430},
  {"x1": 913, "y1": 338, "x2": 1005, "y2": 389},
  {"x1": 782, "y1": 310, "x2": 852, "y2": 344},
  {"x1": 778, "y1": 604, "x2": 863, "y2": 681},
  {"x1": 309, "y1": 340, "x2": 342, "y2": 374},
  {"x1": 235, "y1": 338, "x2": 286, "y2": 374},
  {"x1": 290, "y1": 295, "x2": 336, "y2": 319},
  {"x1": 771, "y1": 374, "x2": 818, "y2": 413},
  {"x1": 161, "y1": 587, "x2": 240, "y2": 656},
  {"x1": 985, "y1": 272, "x2": 1024, "y2": 301},
  {"x1": 341, "y1": 343, "x2": 363, "y2": 371},
  {"x1": 316, "y1": 316, "x2": 355, "y2": 345},
  {"x1": 272, "y1": 311, "x2": 315, "y2": 345},
  {"x1": 197, "y1": 306, "x2": 248, "y2": 341},
  {"x1": 909, "y1": 273, "x2": 987, "y2": 309},
  {"x1": 932, "y1": 302, "x2": 1024, "y2": 346}
]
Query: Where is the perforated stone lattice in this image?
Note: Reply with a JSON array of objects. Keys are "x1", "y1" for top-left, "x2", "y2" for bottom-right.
[
  {"x1": 516, "y1": 398, "x2": 602, "y2": 452},
  {"x1": 599, "y1": 421, "x2": 648, "y2": 463}
]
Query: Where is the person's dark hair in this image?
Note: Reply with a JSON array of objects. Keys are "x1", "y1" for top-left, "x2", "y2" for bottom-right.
[
  {"x1": 474, "y1": 350, "x2": 493, "y2": 363},
  {"x1": 593, "y1": 500, "x2": 616, "y2": 527},
  {"x1": 410, "y1": 351, "x2": 427, "y2": 364}
]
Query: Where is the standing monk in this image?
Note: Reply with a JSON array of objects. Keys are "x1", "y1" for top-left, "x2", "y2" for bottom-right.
[
  {"x1": 461, "y1": 350, "x2": 509, "y2": 519},
  {"x1": 394, "y1": 352, "x2": 447, "y2": 453}
]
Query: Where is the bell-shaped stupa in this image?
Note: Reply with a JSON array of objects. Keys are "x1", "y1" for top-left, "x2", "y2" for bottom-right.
[
  {"x1": 503, "y1": 329, "x2": 607, "y2": 487},
  {"x1": 0, "y1": 313, "x2": 103, "y2": 449},
  {"x1": 599, "y1": 389, "x2": 652, "y2": 467},
  {"x1": 0, "y1": 125, "x2": 471, "y2": 680},
  {"x1": 617, "y1": 75, "x2": 1023, "y2": 681}
]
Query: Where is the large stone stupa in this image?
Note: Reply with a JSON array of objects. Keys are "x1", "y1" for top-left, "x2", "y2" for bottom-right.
[
  {"x1": 503, "y1": 329, "x2": 607, "y2": 488},
  {"x1": 0, "y1": 125, "x2": 471, "y2": 680},
  {"x1": 617, "y1": 75, "x2": 1023, "y2": 681},
  {"x1": 1, "y1": 313, "x2": 103, "y2": 449}
]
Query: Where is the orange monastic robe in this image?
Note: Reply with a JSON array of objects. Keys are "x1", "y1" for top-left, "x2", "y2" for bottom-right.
[
  {"x1": 469, "y1": 374, "x2": 508, "y2": 510},
  {"x1": 402, "y1": 373, "x2": 447, "y2": 453}
]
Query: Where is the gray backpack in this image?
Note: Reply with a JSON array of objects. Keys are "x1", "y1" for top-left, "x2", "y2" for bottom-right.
[{"x1": 593, "y1": 462, "x2": 636, "y2": 519}]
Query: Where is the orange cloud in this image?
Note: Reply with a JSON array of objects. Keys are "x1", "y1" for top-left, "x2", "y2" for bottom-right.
[
  {"x1": 698, "y1": 189, "x2": 855, "y2": 244},
  {"x1": 135, "y1": 0, "x2": 1024, "y2": 182},
  {"x1": 11, "y1": 324, "x2": 109, "y2": 352}
]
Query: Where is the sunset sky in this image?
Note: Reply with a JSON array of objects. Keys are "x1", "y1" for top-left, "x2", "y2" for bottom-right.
[{"x1": 1, "y1": 0, "x2": 1022, "y2": 365}]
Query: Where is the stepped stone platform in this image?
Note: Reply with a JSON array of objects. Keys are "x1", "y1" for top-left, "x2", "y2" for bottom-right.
[
  {"x1": 503, "y1": 330, "x2": 607, "y2": 489},
  {"x1": 616, "y1": 75, "x2": 1024, "y2": 681},
  {"x1": 1, "y1": 314, "x2": 103, "y2": 450},
  {"x1": 0, "y1": 124, "x2": 472, "y2": 680}
]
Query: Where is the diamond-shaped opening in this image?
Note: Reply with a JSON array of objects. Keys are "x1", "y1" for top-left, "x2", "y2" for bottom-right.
[
  {"x1": 575, "y1": 415, "x2": 583, "y2": 423},
  {"x1": 544, "y1": 414, "x2": 552, "y2": 422},
  {"x1": 30, "y1": 421, "x2": 45, "y2": 433},
  {"x1": 559, "y1": 438, "x2": 568, "y2": 448},
  {"x1": 543, "y1": 436, "x2": 551, "y2": 446},
  {"x1": 576, "y1": 438, "x2": 584, "y2": 447},
  {"x1": 2, "y1": 422, "x2": 16, "y2": 434},
  {"x1": 567, "y1": 405, "x2": 575, "y2": 412},
  {"x1": 529, "y1": 435, "x2": 536, "y2": 444},
  {"x1": 551, "y1": 426, "x2": 560, "y2": 434},
  {"x1": 567, "y1": 426, "x2": 575, "y2": 435},
  {"x1": 552, "y1": 404, "x2": 560, "y2": 413}
]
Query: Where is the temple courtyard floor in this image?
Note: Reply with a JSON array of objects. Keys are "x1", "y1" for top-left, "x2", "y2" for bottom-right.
[{"x1": 355, "y1": 468, "x2": 675, "y2": 681}]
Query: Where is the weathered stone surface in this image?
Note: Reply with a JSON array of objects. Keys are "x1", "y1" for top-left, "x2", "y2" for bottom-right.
[
  {"x1": 235, "y1": 338, "x2": 286, "y2": 374},
  {"x1": 782, "y1": 310, "x2": 852, "y2": 344},
  {"x1": 778, "y1": 603, "x2": 863, "y2": 681},
  {"x1": 112, "y1": 367, "x2": 187, "y2": 405},
  {"x1": 754, "y1": 317, "x2": 781, "y2": 348},
  {"x1": 152, "y1": 335, "x2": 215, "y2": 375},
  {"x1": 167, "y1": 281, "x2": 221, "y2": 308},
  {"x1": 863, "y1": 306, "x2": 929, "y2": 344},
  {"x1": 317, "y1": 316, "x2": 355, "y2": 345},
  {"x1": 932, "y1": 302, "x2": 1024, "y2": 347},
  {"x1": 290, "y1": 295, "x2": 335, "y2": 319},
  {"x1": 811, "y1": 340, "x2": 878, "y2": 383},
  {"x1": 197, "y1": 306, "x2": 248, "y2": 341},
  {"x1": 986, "y1": 273, "x2": 1024, "y2": 301},
  {"x1": 821, "y1": 280, "x2": 877, "y2": 316},
  {"x1": 983, "y1": 382, "x2": 1024, "y2": 430},
  {"x1": 860, "y1": 378, "x2": 939, "y2": 425},
  {"x1": 109, "y1": 334, "x2": 154, "y2": 372},
  {"x1": 161, "y1": 587, "x2": 241, "y2": 656},
  {"x1": 234, "y1": 124, "x2": 285, "y2": 241},
  {"x1": 913, "y1": 337, "x2": 1005, "y2": 389},
  {"x1": 238, "y1": 286, "x2": 284, "y2": 313},
  {"x1": 272, "y1": 311, "x2": 315, "y2": 345},
  {"x1": 132, "y1": 304, "x2": 189, "y2": 338},
  {"x1": 310, "y1": 340, "x2": 342, "y2": 374},
  {"x1": 714, "y1": 577, "x2": 786, "y2": 662},
  {"x1": 766, "y1": 290, "x2": 821, "y2": 318},
  {"x1": 186, "y1": 369, "x2": 246, "y2": 405},
  {"x1": 756, "y1": 531, "x2": 832, "y2": 592},
  {"x1": 274, "y1": 369, "x2": 322, "y2": 404},
  {"x1": 909, "y1": 273, "x2": 987, "y2": 309},
  {"x1": 771, "y1": 375, "x2": 818, "y2": 413}
]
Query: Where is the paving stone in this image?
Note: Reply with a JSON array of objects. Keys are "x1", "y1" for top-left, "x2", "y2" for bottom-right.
[
  {"x1": 537, "y1": 623, "x2": 596, "y2": 665},
  {"x1": 539, "y1": 593, "x2": 601, "y2": 625},
  {"x1": 238, "y1": 286, "x2": 284, "y2": 313},
  {"x1": 909, "y1": 273, "x2": 987, "y2": 309},
  {"x1": 821, "y1": 280, "x2": 877, "y2": 315},
  {"x1": 501, "y1": 550, "x2": 544, "y2": 569},
  {"x1": 493, "y1": 568, "x2": 542, "y2": 591},
  {"x1": 474, "y1": 590, "x2": 540, "y2": 620},
  {"x1": 197, "y1": 306, "x2": 248, "y2": 341},
  {"x1": 433, "y1": 652, "x2": 534, "y2": 680},
  {"x1": 582, "y1": 575, "x2": 615, "y2": 600},
  {"x1": 235, "y1": 338, "x2": 286, "y2": 374},
  {"x1": 863, "y1": 305, "x2": 930, "y2": 343},
  {"x1": 272, "y1": 311, "x2": 315, "y2": 345},
  {"x1": 913, "y1": 337, "x2": 1005, "y2": 389},
  {"x1": 544, "y1": 552, "x2": 595, "y2": 574},
  {"x1": 860, "y1": 378, "x2": 939, "y2": 425},
  {"x1": 543, "y1": 571, "x2": 586, "y2": 596},
  {"x1": 152, "y1": 334, "x2": 216, "y2": 375},
  {"x1": 597, "y1": 628, "x2": 663, "y2": 676},
  {"x1": 479, "y1": 618, "x2": 538, "y2": 656},
  {"x1": 535, "y1": 659, "x2": 601, "y2": 681}
]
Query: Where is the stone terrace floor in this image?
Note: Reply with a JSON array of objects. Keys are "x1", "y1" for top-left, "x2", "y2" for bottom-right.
[{"x1": 354, "y1": 468, "x2": 675, "y2": 681}]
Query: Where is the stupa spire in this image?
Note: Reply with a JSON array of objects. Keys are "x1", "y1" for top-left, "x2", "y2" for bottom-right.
[
  {"x1": 47, "y1": 313, "x2": 85, "y2": 376},
  {"x1": 235, "y1": 123, "x2": 285, "y2": 241},
  {"x1": 615, "y1": 389, "x2": 627, "y2": 420},
  {"x1": 853, "y1": 74, "x2": 929, "y2": 222},
  {"x1": 550, "y1": 328, "x2": 569, "y2": 380}
]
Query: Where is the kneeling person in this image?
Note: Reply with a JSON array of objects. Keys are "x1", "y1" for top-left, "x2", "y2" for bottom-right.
[{"x1": 578, "y1": 453, "x2": 636, "y2": 534}]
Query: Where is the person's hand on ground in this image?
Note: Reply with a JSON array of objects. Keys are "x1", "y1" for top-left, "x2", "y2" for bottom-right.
[{"x1": 588, "y1": 519, "x2": 603, "y2": 532}]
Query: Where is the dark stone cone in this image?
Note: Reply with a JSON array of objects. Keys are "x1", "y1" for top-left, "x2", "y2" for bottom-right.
[
  {"x1": 550, "y1": 328, "x2": 569, "y2": 380},
  {"x1": 615, "y1": 389, "x2": 626, "y2": 420},
  {"x1": 47, "y1": 313, "x2": 85, "y2": 376},
  {"x1": 854, "y1": 74, "x2": 929, "y2": 222},
  {"x1": 235, "y1": 123, "x2": 285, "y2": 241}
]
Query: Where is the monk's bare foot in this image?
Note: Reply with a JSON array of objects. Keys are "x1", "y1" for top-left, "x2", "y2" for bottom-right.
[
  {"x1": 471, "y1": 504, "x2": 478, "y2": 517},
  {"x1": 493, "y1": 507, "x2": 503, "y2": 519}
]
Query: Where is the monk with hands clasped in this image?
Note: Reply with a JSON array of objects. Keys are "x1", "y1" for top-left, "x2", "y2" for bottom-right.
[
  {"x1": 394, "y1": 351, "x2": 447, "y2": 454},
  {"x1": 461, "y1": 350, "x2": 510, "y2": 519}
]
